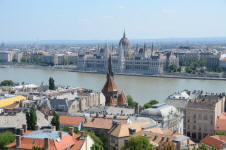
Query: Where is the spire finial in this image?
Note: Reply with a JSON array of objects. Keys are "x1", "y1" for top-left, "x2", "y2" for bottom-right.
[
  {"x1": 108, "y1": 53, "x2": 114, "y2": 77},
  {"x1": 123, "y1": 29, "x2": 126, "y2": 38}
]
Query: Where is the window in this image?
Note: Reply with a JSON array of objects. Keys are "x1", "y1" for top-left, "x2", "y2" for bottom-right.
[
  {"x1": 193, "y1": 125, "x2": 196, "y2": 130},
  {"x1": 187, "y1": 132, "x2": 190, "y2": 137}
]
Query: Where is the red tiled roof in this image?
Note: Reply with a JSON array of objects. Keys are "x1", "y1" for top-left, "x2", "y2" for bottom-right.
[
  {"x1": 6, "y1": 132, "x2": 84, "y2": 150},
  {"x1": 60, "y1": 116, "x2": 85, "y2": 126},
  {"x1": 84, "y1": 117, "x2": 126, "y2": 130},
  {"x1": 71, "y1": 134, "x2": 84, "y2": 150},
  {"x1": 200, "y1": 135, "x2": 226, "y2": 150},
  {"x1": 216, "y1": 112, "x2": 226, "y2": 131},
  {"x1": 102, "y1": 76, "x2": 118, "y2": 93}
]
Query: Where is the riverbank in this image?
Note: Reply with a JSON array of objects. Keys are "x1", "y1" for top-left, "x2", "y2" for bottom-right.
[{"x1": 1, "y1": 64, "x2": 226, "y2": 81}]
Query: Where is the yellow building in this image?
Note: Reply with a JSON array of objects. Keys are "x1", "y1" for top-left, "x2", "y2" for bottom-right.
[{"x1": 0, "y1": 95, "x2": 26, "y2": 108}]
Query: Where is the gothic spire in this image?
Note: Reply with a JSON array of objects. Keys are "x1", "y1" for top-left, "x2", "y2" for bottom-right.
[
  {"x1": 123, "y1": 29, "x2": 126, "y2": 38},
  {"x1": 108, "y1": 54, "x2": 114, "y2": 77}
]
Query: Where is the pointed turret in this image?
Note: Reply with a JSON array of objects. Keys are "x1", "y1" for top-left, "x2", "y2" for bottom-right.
[
  {"x1": 123, "y1": 29, "x2": 126, "y2": 38},
  {"x1": 108, "y1": 54, "x2": 114, "y2": 77}
]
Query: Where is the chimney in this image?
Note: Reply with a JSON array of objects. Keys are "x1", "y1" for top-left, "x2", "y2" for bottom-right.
[
  {"x1": 128, "y1": 128, "x2": 136, "y2": 135},
  {"x1": 59, "y1": 131, "x2": 63, "y2": 139},
  {"x1": 51, "y1": 126, "x2": 56, "y2": 131},
  {"x1": 35, "y1": 125, "x2": 40, "y2": 130},
  {"x1": 16, "y1": 135, "x2": 21, "y2": 147},
  {"x1": 22, "y1": 124, "x2": 27, "y2": 133},
  {"x1": 44, "y1": 138, "x2": 49, "y2": 150},
  {"x1": 176, "y1": 141, "x2": 181, "y2": 150},
  {"x1": 19, "y1": 129, "x2": 24, "y2": 136},
  {"x1": 68, "y1": 127, "x2": 74, "y2": 136}
]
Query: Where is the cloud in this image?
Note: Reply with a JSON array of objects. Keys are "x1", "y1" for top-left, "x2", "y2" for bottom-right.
[
  {"x1": 80, "y1": 18, "x2": 89, "y2": 23},
  {"x1": 161, "y1": 9, "x2": 176, "y2": 14},
  {"x1": 119, "y1": 5, "x2": 125, "y2": 9},
  {"x1": 103, "y1": 16, "x2": 114, "y2": 20}
]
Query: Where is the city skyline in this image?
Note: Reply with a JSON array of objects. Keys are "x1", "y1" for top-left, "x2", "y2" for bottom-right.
[{"x1": 1, "y1": 0, "x2": 226, "y2": 42}]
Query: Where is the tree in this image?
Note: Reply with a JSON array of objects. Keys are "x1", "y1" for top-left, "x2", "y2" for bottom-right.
[
  {"x1": 127, "y1": 95, "x2": 137, "y2": 108},
  {"x1": 193, "y1": 144, "x2": 216, "y2": 150},
  {"x1": 49, "y1": 77, "x2": 56, "y2": 90},
  {"x1": 85, "y1": 131, "x2": 104, "y2": 150},
  {"x1": 0, "y1": 80, "x2": 14, "y2": 86},
  {"x1": 91, "y1": 143, "x2": 103, "y2": 150},
  {"x1": 62, "y1": 125, "x2": 80, "y2": 134},
  {"x1": 144, "y1": 100, "x2": 159, "y2": 109},
  {"x1": 95, "y1": 131, "x2": 108, "y2": 150},
  {"x1": 168, "y1": 64, "x2": 178, "y2": 73},
  {"x1": 216, "y1": 131, "x2": 226, "y2": 136},
  {"x1": 51, "y1": 111, "x2": 60, "y2": 131},
  {"x1": 121, "y1": 136, "x2": 153, "y2": 150},
  {"x1": 156, "y1": 141, "x2": 175, "y2": 150},
  {"x1": 26, "y1": 107, "x2": 37, "y2": 130},
  {"x1": 0, "y1": 131, "x2": 16, "y2": 150},
  {"x1": 32, "y1": 146, "x2": 42, "y2": 150}
]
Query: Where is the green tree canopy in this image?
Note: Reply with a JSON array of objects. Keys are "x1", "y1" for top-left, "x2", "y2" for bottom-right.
[
  {"x1": 91, "y1": 143, "x2": 103, "y2": 150},
  {"x1": 85, "y1": 131, "x2": 104, "y2": 150},
  {"x1": 49, "y1": 77, "x2": 56, "y2": 90},
  {"x1": 26, "y1": 107, "x2": 37, "y2": 130},
  {"x1": 51, "y1": 111, "x2": 60, "y2": 131},
  {"x1": 62, "y1": 125, "x2": 80, "y2": 134},
  {"x1": 144, "y1": 100, "x2": 159, "y2": 109},
  {"x1": 0, "y1": 131, "x2": 16, "y2": 150},
  {"x1": 168, "y1": 64, "x2": 178, "y2": 73},
  {"x1": 127, "y1": 95, "x2": 137, "y2": 108},
  {"x1": 0, "y1": 80, "x2": 14, "y2": 86},
  {"x1": 193, "y1": 144, "x2": 216, "y2": 150},
  {"x1": 156, "y1": 141, "x2": 175, "y2": 150},
  {"x1": 32, "y1": 146, "x2": 42, "y2": 150},
  {"x1": 121, "y1": 136, "x2": 153, "y2": 150}
]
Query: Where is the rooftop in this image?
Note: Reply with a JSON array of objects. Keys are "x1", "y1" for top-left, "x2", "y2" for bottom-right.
[
  {"x1": 24, "y1": 129, "x2": 68, "y2": 140},
  {"x1": 200, "y1": 135, "x2": 226, "y2": 150},
  {"x1": 60, "y1": 116, "x2": 85, "y2": 126},
  {"x1": 216, "y1": 112, "x2": 226, "y2": 131}
]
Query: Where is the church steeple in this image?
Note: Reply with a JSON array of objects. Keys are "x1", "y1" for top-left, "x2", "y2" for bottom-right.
[
  {"x1": 123, "y1": 29, "x2": 126, "y2": 38},
  {"x1": 108, "y1": 54, "x2": 114, "y2": 77}
]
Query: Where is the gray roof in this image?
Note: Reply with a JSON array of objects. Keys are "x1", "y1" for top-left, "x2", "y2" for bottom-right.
[
  {"x1": 173, "y1": 135, "x2": 190, "y2": 142},
  {"x1": 86, "y1": 106, "x2": 135, "y2": 116},
  {"x1": 140, "y1": 103, "x2": 178, "y2": 120},
  {"x1": 24, "y1": 129, "x2": 67, "y2": 140},
  {"x1": 0, "y1": 111, "x2": 50, "y2": 129}
]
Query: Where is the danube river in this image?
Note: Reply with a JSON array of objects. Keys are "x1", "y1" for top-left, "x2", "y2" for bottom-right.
[{"x1": 1, "y1": 67, "x2": 226, "y2": 105}]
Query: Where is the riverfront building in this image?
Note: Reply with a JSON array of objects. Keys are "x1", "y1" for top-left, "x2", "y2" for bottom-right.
[{"x1": 76, "y1": 31, "x2": 179, "y2": 75}]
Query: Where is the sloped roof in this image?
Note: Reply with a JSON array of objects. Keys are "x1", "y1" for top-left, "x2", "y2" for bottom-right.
[
  {"x1": 200, "y1": 135, "x2": 226, "y2": 150},
  {"x1": 0, "y1": 95, "x2": 26, "y2": 108},
  {"x1": 102, "y1": 76, "x2": 118, "y2": 93},
  {"x1": 60, "y1": 116, "x2": 85, "y2": 126},
  {"x1": 110, "y1": 121, "x2": 150, "y2": 137},
  {"x1": 0, "y1": 111, "x2": 50, "y2": 129},
  {"x1": 118, "y1": 92, "x2": 127, "y2": 105},
  {"x1": 216, "y1": 112, "x2": 226, "y2": 131},
  {"x1": 84, "y1": 117, "x2": 126, "y2": 130},
  {"x1": 6, "y1": 131, "x2": 84, "y2": 150}
]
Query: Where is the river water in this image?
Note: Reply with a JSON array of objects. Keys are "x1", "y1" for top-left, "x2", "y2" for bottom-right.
[{"x1": 1, "y1": 67, "x2": 226, "y2": 105}]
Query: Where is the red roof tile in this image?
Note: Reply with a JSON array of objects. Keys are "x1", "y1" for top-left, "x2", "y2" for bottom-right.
[
  {"x1": 60, "y1": 116, "x2": 85, "y2": 126},
  {"x1": 200, "y1": 135, "x2": 226, "y2": 150},
  {"x1": 216, "y1": 112, "x2": 226, "y2": 131},
  {"x1": 6, "y1": 132, "x2": 84, "y2": 150}
]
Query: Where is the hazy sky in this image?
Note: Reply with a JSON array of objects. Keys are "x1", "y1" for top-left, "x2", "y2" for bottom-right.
[{"x1": 1, "y1": 0, "x2": 226, "y2": 42}]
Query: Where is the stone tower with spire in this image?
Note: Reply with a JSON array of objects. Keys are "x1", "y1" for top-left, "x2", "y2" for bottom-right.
[{"x1": 102, "y1": 54, "x2": 127, "y2": 106}]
